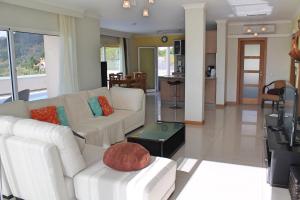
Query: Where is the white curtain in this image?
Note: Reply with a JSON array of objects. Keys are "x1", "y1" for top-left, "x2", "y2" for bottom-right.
[
  {"x1": 59, "y1": 15, "x2": 79, "y2": 94},
  {"x1": 120, "y1": 38, "x2": 126, "y2": 74}
]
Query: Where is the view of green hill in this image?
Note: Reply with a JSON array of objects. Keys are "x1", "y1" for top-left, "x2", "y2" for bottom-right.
[{"x1": 0, "y1": 32, "x2": 45, "y2": 77}]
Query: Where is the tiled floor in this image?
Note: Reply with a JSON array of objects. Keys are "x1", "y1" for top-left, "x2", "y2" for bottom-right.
[{"x1": 140, "y1": 93, "x2": 291, "y2": 200}]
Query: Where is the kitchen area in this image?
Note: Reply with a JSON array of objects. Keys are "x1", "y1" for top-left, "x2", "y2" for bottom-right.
[{"x1": 159, "y1": 30, "x2": 217, "y2": 106}]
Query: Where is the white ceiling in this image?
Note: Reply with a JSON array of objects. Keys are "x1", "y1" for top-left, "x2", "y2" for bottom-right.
[{"x1": 4, "y1": 0, "x2": 300, "y2": 34}]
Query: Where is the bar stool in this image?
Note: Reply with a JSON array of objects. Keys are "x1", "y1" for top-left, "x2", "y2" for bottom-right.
[{"x1": 167, "y1": 80, "x2": 182, "y2": 109}]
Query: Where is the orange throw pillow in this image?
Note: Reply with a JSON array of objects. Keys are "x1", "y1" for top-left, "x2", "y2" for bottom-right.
[
  {"x1": 30, "y1": 106, "x2": 60, "y2": 125},
  {"x1": 103, "y1": 142, "x2": 151, "y2": 171},
  {"x1": 98, "y1": 96, "x2": 114, "y2": 116}
]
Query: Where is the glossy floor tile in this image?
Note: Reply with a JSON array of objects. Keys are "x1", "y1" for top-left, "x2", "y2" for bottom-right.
[{"x1": 142, "y1": 93, "x2": 290, "y2": 200}]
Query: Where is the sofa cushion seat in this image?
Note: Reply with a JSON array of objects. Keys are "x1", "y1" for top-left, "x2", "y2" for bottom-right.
[
  {"x1": 73, "y1": 157, "x2": 177, "y2": 200},
  {"x1": 104, "y1": 110, "x2": 144, "y2": 133},
  {"x1": 74, "y1": 118, "x2": 124, "y2": 147}
]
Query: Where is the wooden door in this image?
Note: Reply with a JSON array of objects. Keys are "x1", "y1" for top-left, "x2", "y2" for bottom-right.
[{"x1": 238, "y1": 38, "x2": 267, "y2": 104}]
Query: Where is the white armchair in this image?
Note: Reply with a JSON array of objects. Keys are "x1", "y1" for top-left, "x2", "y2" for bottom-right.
[{"x1": 0, "y1": 117, "x2": 176, "y2": 200}]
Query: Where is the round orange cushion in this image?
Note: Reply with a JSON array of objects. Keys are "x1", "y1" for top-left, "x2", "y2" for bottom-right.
[{"x1": 103, "y1": 142, "x2": 151, "y2": 171}]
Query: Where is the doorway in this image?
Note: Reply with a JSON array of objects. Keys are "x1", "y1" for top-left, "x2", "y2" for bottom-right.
[
  {"x1": 138, "y1": 47, "x2": 156, "y2": 92},
  {"x1": 237, "y1": 38, "x2": 267, "y2": 104}
]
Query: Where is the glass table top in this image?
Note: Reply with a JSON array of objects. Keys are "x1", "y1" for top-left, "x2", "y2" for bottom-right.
[{"x1": 129, "y1": 121, "x2": 185, "y2": 141}]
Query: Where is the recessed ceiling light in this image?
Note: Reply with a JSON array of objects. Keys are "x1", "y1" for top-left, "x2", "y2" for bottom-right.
[
  {"x1": 246, "y1": 28, "x2": 252, "y2": 33},
  {"x1": 254, "y1": 32, "x2": 258, "y2": 37},
  {"x1": 143, "y1": 8, "x2": 149, "y2": 17},
  {"x1": 261, "y1": 26, "x2": 267, "y2": 32}
]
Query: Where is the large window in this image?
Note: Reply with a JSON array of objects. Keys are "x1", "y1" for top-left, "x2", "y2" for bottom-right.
[
  {"x1": 101, "y1": 47, "x2": 122, "y2": 75},
  {"x1": 158, "y1": 47, "x2": 174, "y2": 76},
  {"x1": 0, "y1": 30, "x2": 54, "y2": 104}
]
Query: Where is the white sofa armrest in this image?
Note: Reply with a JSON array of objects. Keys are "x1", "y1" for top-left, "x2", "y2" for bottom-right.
[
  {"x1": 110, "y1": 87, "x2": 145, "y2": 111},
  {"x1": 82, "y1": 144, "x2": 105, "y2": 166}
]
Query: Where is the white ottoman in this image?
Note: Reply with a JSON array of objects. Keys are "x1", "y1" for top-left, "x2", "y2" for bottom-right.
[{"x1": 74, "y1": 157, "x2": 176, "y2": 200}]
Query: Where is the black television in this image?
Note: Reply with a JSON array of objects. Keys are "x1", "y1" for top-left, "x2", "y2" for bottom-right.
[{"x1": 282, "y1": 84, "x2": 299, "y2": 147}]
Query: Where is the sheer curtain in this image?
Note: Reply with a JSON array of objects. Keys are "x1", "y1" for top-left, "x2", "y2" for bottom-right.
[{"x1": 58, "y1": 15, "x2": 79, "y2": 94}]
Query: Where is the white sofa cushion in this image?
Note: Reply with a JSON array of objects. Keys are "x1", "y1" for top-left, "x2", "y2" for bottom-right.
[
  {"x1": 74, "y1": 157, "x2": 177, "y2": 200},
  {"x1": 0, "y1": 135, "x2": 20, "y2": 197},
  {"x1": 87, "y1": 87, "x2": 113, "y2": 106},
  {"x1": 3, "y1": 136, "x2": 69, "y2": 200},
  {"x1": 74, "y1": 118, "x2": 124, "y2": 148},
  {"x1": 1, "y1": 163, "x2": 12, "y2": 197},
  {"x1": 0, "y1": 100, "x2": 29, "y2": 118},
  {"x1": 108, "y1": 110, "x2": 144, "y2": 133},
  {"x1": 0, "y1": 116, "x2": 21, "y2": 135},
  {"x1": 110, "y1": 87, "x2": 144, "y2": 111},
  {"x1": 63, "y1": 91, "x2": 93, "y2": 126},
  {"x1": 27, "y1": 96, "x2": 65, "y2": 110},
  {"x1": 12, "y1": 119, "x2": 86, "y2": 178}
]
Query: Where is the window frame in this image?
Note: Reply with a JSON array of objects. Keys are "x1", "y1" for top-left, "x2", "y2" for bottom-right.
[
  {"x1": 101, "y1": 46, "x2": 122, "y2": 75},
  {"x1": 0, "y1": 26, "x2": 57, "y2": 102}
]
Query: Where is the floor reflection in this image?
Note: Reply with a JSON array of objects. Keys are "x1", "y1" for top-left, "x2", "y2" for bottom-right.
[{"x1": 140, "y1": 93, "x2": 290, "y2": 200}]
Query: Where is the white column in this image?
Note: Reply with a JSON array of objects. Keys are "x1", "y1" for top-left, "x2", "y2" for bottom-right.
[
  {"x1": 183, "y1": 3, "x2": 206, "y2": 124},
  {"x1": 216, "y1": 20, "x2": 227, "y2": 106}
]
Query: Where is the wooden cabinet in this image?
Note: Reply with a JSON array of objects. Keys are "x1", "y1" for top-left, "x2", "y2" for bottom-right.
[
  {"x1": 206, "y1": 31, "x2": 217, "y2": 54},
  {"x1": 205, "y1": 78, "x2": 216, "y2": 104}
]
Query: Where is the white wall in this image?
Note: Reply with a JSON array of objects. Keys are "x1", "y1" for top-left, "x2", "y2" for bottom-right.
[
  {"x1": 266, "y1": 37, "x2": 291, "y2": 83},
  {"x1": 0, "y1": 2, "x2": 58, "y2": 34},
  {"x1": 226, "y1": 21, "x2": 292, "y2": 103},
  {"x1": 76, "y1": 17, "x2": 101, "y2": 90}
]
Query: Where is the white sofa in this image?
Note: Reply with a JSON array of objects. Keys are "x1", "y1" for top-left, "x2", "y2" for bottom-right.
[
  {"x1": 0, "y1": 117, "x2": 177, "y2": 200},
  {"x1": 0, "y1": 87, "x2": 145, "y2": 147},
  {"x1": 0, "y1": 87, "x2": 145, "y2": 198}
]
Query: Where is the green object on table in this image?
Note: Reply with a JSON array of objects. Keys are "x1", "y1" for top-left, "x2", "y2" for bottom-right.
[{"x1": 130, "y1": 122, "x2": 184, "y2": 141}]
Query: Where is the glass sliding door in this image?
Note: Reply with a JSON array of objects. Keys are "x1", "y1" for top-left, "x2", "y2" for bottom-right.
[
  {"x1": 13, "y1": 32, "x2": 48, "y2": 101},
  {"x1": 0, "y1": 29, "x2": 58, "y2": 104},
  {"x1": 0, "y1": 30, "x2": 13, "y2": 104},
  {"x1": 158, "y1": 47, "x2": 174, "y2": 76}
]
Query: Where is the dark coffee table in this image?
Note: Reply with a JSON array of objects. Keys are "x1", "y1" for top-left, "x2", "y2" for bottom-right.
[{"x1": 127, "y1": 121, "x2": 185, "y2": 158}]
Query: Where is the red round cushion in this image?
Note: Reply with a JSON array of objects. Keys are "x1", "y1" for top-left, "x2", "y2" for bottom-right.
[{"x1": 103, "y1": 142, "x2": 151, "y2": 171}]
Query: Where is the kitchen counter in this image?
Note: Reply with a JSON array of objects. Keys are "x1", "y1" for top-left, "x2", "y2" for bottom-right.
[
  {"x1": 159, "y1": 75, "x2": 185, "y2": 79},
  {"x1": 159, "y1": 76, "x2": 216, "y2": 104},
  {"x1": 205, "y1": 77, "x2": 216, "y2": 104},
  {"x1": 159, "y1": 76, "x2": 185, "y2": 102}
]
